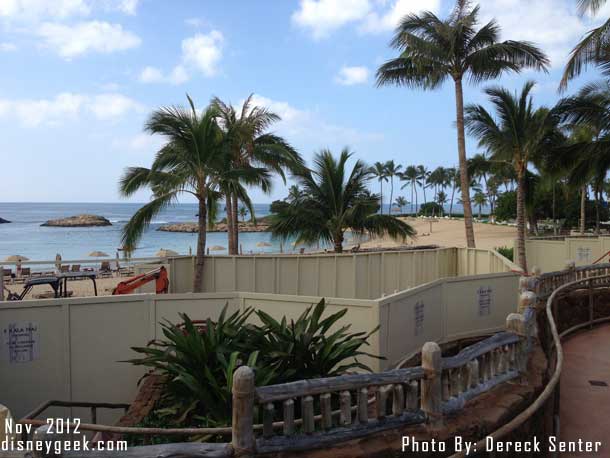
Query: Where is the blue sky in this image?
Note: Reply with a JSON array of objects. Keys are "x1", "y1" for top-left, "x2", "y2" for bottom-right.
[{"x1": 0, "y1": 0, "x2": 608, "y2": 203}]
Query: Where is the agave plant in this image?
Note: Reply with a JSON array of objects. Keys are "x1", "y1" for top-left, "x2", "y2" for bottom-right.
[
  {"x1": 253, "y1": 299, "x2": 382, "y2": 383},
  {"x1": 125, "y1": 306, "x2": 275, "y2": 426}
]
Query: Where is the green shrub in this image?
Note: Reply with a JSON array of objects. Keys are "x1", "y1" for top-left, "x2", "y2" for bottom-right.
[
  {"x1": 418, "y1": 202, "x2": 443, "y2": 216},
  {"x1": 496, "y1": 246, "x2": 514, "y2": 261},
  {"x1": 126, "y1": 299, "x2": 380, "y2": 428}
]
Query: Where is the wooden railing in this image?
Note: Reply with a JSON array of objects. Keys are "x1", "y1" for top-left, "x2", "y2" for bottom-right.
[{"x1": 228, "y1": 307, "x2": 535, "y2": 455}]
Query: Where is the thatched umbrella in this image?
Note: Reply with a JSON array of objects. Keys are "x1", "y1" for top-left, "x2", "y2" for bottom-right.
[
  {"x1": 210, "y1": 245, "x2": 226, "y2": 251},
  {"x1": 256, "y1": 241, "x2": 272, "y2": 247},
  {"x1": 156, "y1": 249, "x2": 179, "y2": 257},
  {"x1": 89, "y1": 251, "x2": 109, "y2": 257},
  {"x1": 4, "y1": 255, "x2": 29, "y2": 262}
]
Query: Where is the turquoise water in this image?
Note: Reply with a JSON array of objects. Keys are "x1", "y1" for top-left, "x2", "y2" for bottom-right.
[{"x1": 0, "y1": 202, "x2": 281, "y2": 262}]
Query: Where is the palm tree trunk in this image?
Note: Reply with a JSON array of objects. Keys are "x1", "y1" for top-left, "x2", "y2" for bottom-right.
[
  {"x1": 414, "y1": 184, "x2": 418, "y2": 215},
  {"x1": 334, "y1": 232, "x2": 344, "y2": 253},
  {"x1": 410, "y1": 185, "x2": 414, "y2": 215},
  {"x1": 595, "y1": 188, "x2": 600, "y2": 235},
  {"x1": 552, "y1": 183, "x2": 557, "y2": 235},
  {"x1": 516, "y1": 167, "x2": 528, "y2": 272},
  {"x1": 225, "y1": 194, "x2": 235, "y2": 255},
  {"x1": 454, "y1": 77, "x2": 476, "y2": 248},
  {"x1": 379, "y1": 182, "x2": 383, "y2": 214},
  {"x1": 193, "y1": 196, "x2": 207, "y2": 292},
  {"x1": 389, "y1": 178, "x2": 394, "y2": 214},
  {"x1": 450, "y1": 184, "x2": 456, "y2": 217},
  {"x1": 232, "y1": 193, "x2": 239, "y2": 254},
  {"x1": 580, "y1": 186, "x2": 586, "y2": 234}
]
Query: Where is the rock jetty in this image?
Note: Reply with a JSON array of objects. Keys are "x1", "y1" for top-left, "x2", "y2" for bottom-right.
[
  {"x1": 158, "y1": 221, "x2": 270, "y2": 233},
  {"x1": 41, "y1": 214, "x2": 112, "y2": 227},
  {"x1": 0, "y1": 218, "x2": 9, "y2": 224}
]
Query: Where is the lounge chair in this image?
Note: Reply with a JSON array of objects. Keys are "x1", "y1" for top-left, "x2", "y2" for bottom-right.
[
  {"x1": 99, "y1": 261, "x2": 113, "y2": 278},
  {"x1": 71, "y1": 264, "x2": 81, "y2": 273},
  {"x1": 60, "y1": 265, "x2": 70, "y2": 273},
  {"x1": 2, "y1": 268, "x2": 11, "y2": 284}
]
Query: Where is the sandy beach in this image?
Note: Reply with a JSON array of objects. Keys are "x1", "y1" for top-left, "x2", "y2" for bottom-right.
[
  {"x1": 360, "y1": 217, "x2": 517, "y2": 251},
  {"x1": 4, "y1": 276, "x2": 123, "y2": 301}
]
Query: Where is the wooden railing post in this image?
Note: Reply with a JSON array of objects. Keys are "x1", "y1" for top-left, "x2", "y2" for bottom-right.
[
  {"x1": 232, "y1": 366, "x2": 255, "y2": 457},
  {"x1": 421, "y1": 341, "x2": 443, "y2": 428},
  {"x1": 564, "y1": 260, "x2": 576, "y2": 282}
]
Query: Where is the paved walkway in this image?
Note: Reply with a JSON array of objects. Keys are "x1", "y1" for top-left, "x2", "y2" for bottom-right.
[{"x1": 561, "y1": 323, "x2": 610, "y2": 457}]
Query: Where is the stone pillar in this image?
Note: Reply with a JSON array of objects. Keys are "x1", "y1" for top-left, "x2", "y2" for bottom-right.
[{"x1": 232, "y1": 366, "x2": 255, "y2": 457}]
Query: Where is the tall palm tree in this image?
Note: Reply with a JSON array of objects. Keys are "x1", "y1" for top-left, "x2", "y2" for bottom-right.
[
  {"x1": 385, "y1": 160, "x2": 402, "y2": 215},
  {"x1": 119, "y1": 96, "x2": 270, "y2": 291},
  {"x1": 212, "y1": 95, "x2": 303, "y2": 254},
  {"x1": 400, "y1": 165, "x2": 420, "y2": 214},
  {"x1": 417, "y1": 165, "x2": 431, "y2": 212},
  {"x1": 436, "y1": 190, "x2": 448, "y2": 216},
  {"x1": 447, "y1": 167, "x2": 460, "y2": 217},
  {"x1": 269, "y1": 149, "x2": 415, "y2": 253},
  {"x1": 371, "y1": 162, "x2": 389, "y2": 213},
  {"x1": 465, "y1": 81, "x2": 560, "y2": 272},
  {"x1": 376, "y1": 1, "x2": 549, "y2": 248},
  {"x1": 561, "y1": 0, "x2": 610, "y2": 90}
]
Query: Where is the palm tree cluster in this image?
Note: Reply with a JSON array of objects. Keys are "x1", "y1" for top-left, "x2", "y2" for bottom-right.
[{"x1": 119, "y1": 95, "x2": 302, "y2": 291}]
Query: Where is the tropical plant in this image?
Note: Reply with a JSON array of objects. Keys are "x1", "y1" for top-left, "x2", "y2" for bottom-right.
[
  {"x1": 465, "y1": 81, "x2": 560, "y2": 271},
  {"x1": 436, "y1": 190, "x2": 448, "y2": 216},
  {"x1": 399, "y1": 165, "x2": 421, "y2": 214},
  {"x1": 417, "y1": 165, "x2": 431, "y2": 211},
  {"x1": 384, "y1": 160, "x2": 402, "y2": 215},
  {"x1": 495, "y1": 246, "x2": 514, "y2": 262},
  {"x1": 269, "y1": 149, "x2": 416, "y2": 253},
  {"x1": 212, "y1": 95, "x2": 303, "y2": 254},
  {"x1": 394, "y1": 196, "x2": 408, "y2": 213},
  {"x1": 119, "y1": 96, "x2": 269, "y2": 291},
  {"x1": 252, "y1": 299, "x2": 382, "y2": 383},
  {"x1": 238, "y1": 206, "x2": 248, "y2": 222},
  {"x1": 371, "y1": 161, "x2": 389, "y2": 213},
  {"x1": 561, "y1": 0, "x2": 610, "y2": 89},
  {"x1": 125, "y1": 306, "x2": 274, "y2": 426},
  {"x1": 473, "y1": 190, "x2": 488, "y2": 219},
  {"x1": 376, "y1": 0, "x2": 549, "y2": 247},
  {"x1": 447, "y1": 167, "x2": 460, "y2": 217}
]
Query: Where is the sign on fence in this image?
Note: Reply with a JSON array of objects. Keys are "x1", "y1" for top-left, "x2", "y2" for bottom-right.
[
  {"x1": 414, "y1": 301, "x2": 424, "y2": 336},
  {"x1": 2, "y1": 321, "x2": 39, "y2": 363},
  {"x1": 477, "y1": 286, "x2": 492, "y2": 317}
]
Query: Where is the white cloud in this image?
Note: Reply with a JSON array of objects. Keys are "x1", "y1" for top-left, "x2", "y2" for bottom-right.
[
  {"x1": 0, "y1": 42, "x2": 17, "y2": 51},
  {"x1": 246, "y1": 94, "x2": 383, "y2": 146},
  {"x1": 292, "y1": 0, "x2": 371, "y2": 39},
  {"x1": 0, "y1": 92, "x2": 143, "y2": 127},
  {"x1": 181, "y1": 31, "x2": 224, "y2": 77},
  {"x1": 114, "y1": 0, "x2": 139, "y2": 15},
  {"x1": 138, "y1": 30, "x2": 223, "y2": 85},
  {"x1": 478, "y1": 0, "x2": 609, "y2": 68},
  {"x1": 37, "y1": 20, "x2": 141, "y2": 58},
  {"x1": 335, "y1": 65, "x2": 369, "y2": 85},
  {"x1": 291, "y1": 0, "x2": 438, "y2": 38},
  {"x1": 0, "y1": 0, "x2": 91, "y2": 20},
  {"x1": 360, "y1": 0, "x2": 441, "y2": 33}
]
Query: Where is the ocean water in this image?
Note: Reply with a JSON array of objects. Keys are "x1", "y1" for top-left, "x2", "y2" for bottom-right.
[
  {"x1": 0, "y1": 202, "x2": 281, "y2": 262},
  {"x1": 0, "y1": 201, "x2": 482, "y2": 264}
]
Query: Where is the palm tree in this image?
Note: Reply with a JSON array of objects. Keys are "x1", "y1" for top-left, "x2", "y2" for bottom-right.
[
  {"x1": 269, "y1": 149, "x2": 416, "y2": 253},
  {"x1": 447, "y1": 167, "x2": 460, "y2": 217},
  {"x1": 436, "y1": 191, "x2": 448, "y2": 216},
  {"x1": 394, "y1": 196, "x2": 408, "y2": 213},
  {"x1": 287, "y1": 184, "x2": 303, "y2": 203},
  {"x1": 417, "y1": 165, "x2": 431, "y2": 212},
  {"x1": 212, "y1": 95, "x2": 303, "y2": 254},
  {"x1": 400, "y1": 165, "x2": 420, "y2": 214},
  {"x1": 473, "y1": 191, "x2": 488, "y2": 219},
  {"x1": 561, "y1": 0, "x2": 610, "y2": 90},
  {"x1": 119, "y1": 96, "x2": 270, "y2": 291},
  {"x1": 465, "y1": 81, "x2": 559, "y2": 272},
  {"x1": 376, "y1": 1, "x2": 549, "y2": 248},
  {"x1": 371, "y1": 162, "x2": 389, "y2": 213},
  {"x1": 385, "y1": 160, "x2": 402, "y2": 215},
  {"x1": 239, "y1": 205, "x2": 248, "y2": 222}
]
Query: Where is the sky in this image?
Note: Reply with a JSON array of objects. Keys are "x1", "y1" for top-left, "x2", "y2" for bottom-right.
[{"x1": 0, "y1": 0, "x2": 609, "y2": 204}]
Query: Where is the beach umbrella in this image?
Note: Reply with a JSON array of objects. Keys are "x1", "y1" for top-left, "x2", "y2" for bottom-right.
[
  {"x1": 210, "y1": 245, "x2": 226, "y2": 251},
  {"x1": 156, "y1": 249, "x2": 179, "y2": 257},
  {"x1": 88, "y1": 251, "x2": 109, "y2": 257},
  {"x1": 256, "y1": 241, "x2": 272, "y2": 247},
  {"x1": 4, "y1": 255, "x2": 29, "y2": 262}
]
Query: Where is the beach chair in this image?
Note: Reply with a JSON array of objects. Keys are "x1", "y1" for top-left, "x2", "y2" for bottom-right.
[
  {"x1": 99, "y1": 261, "x2": 113, "y2": 278},
  {"x1": 21, "y1": 267, "x2": 31, "y2": 278},
  {"x1": 71, "y1": 264, "x2": 81, "y2": 273},
  {"x1": 60, "y1": 265, "x2": 70, "y2": 273},
  {"x1": 2, "y1": 269, "x2": 11, "y2": 284}
]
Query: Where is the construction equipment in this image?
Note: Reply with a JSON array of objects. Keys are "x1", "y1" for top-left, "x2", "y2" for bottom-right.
[
  {"x1": 6, "y1": 272, "x2": 98, "y2": 301},
  {"x1": 112, "y1": 266, "x2": 169, "y2": 295}
]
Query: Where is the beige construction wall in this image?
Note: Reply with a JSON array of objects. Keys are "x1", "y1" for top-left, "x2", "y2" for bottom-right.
[
  {"x1": 0, "y1": 253, "x2": 519, "y2": 423},
  {"x1": 138, "y1": 248, "x2": 517, "y2": 299},
  {"x1": 523, "y1": 236, "x2": 610, "y2": 272}
]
